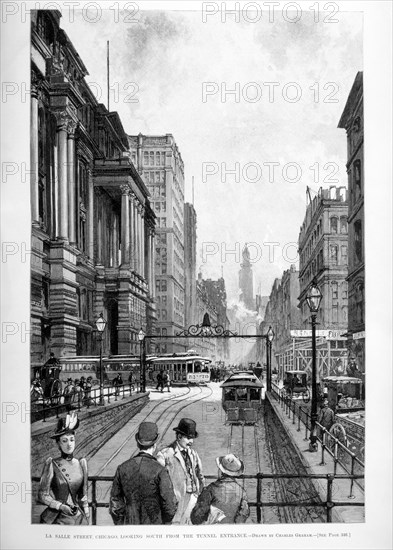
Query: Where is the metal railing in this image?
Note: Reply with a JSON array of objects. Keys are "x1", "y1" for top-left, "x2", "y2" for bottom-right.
[
  {"x1": 32, "y1": 471, "x2": 364, "y2": 525},
  {"x1": 270, "y1": 384, "x2": 364, "y2": 493},
  {"x1": 31, "y1": 383, "x2": 139, "y2": 423}
]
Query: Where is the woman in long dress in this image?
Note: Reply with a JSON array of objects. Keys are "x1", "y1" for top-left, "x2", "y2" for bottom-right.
[{"x1": 38, "y1": 413, "x2": 89, "y2": 525}]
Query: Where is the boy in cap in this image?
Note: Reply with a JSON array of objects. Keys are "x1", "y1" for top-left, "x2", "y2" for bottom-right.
[
  {"x1": 109, "y1": 422, "x2": 177, "y2": 524},
  {"x1": 191, "y1": 453, "x2": 250, "y2": 524},
  {"x1": 156, "y1": 418, "x2": 204, "y2": 524}
]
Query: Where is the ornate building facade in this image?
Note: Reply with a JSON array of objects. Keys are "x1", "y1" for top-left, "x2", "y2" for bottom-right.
[
  {"x1": 128, "y1": 133, "x2": 186, "y2": 353},
  {"x1": 296, "y1": 186, "x2": 349, "y2": 380},
  {"x1": 338, "y1": 72, "x2": 365, "y2": 376},
  {"x1": 30, "y1": 11, "x2": 156, "y2": 370}
]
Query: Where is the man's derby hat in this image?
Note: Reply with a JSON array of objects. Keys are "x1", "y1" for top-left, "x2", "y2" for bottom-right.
[
  {"x1": 173, "y1": 418, "x2": 198, "y2": 438},
  {"x1": 136, "y1": 422, "x2": 159, "y2": 446}
]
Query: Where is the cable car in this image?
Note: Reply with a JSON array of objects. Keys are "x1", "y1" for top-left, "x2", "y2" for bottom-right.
[
  {"x1": 147, "y1": 352, "x2": 212, "y2": 385},
  {"x1": 322, "y1": 375, "x2": 364, "y2": 412},
  {"x1": 221, "y1": 371, "x2": 264, "y2": 424}
]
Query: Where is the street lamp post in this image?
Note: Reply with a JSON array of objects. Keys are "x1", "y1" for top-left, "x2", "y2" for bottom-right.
[
  {"x1": 305, "y1": 282, "x2": 323, "y2": 452},
  {"x1": 95, "y1": 313, "x2": 107, "y2": 406},
  {"x1": 266, "y1": 326, "x2": 274, "y2": 392},
  {"x1": 138, "y1": 328, "x2": 146, "y2": 393}
]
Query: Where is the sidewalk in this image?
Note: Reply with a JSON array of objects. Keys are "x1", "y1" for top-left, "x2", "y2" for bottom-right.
[{"x1": 267, "y1": 394, "x2": 365, "y2": 523}]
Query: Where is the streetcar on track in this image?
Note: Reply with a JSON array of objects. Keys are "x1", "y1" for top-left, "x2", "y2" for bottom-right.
[
  {"x1": 221, "y1": 371, "x2": 264, "y2": 424},
  {"x1": 323, "y1": 375, "x2": 364, "y2": 413},
  {"x1": 147, "y1": 351, "x2": 212, "y2": 386}
]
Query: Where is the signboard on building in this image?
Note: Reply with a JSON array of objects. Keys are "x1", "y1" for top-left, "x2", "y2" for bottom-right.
[
  {"x1": 353, "y1": 331, "x2": 365, "y2": 340},
  {"x1": 290, "y1": 330, "x2": 346, "y2": 340}
]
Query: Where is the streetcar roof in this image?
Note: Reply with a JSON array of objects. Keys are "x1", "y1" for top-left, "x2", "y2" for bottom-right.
[
  {"x1": 149, "y1": 355, "x2": 212, "y2": 363},
  {"x1": 221, "y1": 379, "x2": 264, "y2": 389},
  {"x1": 221, "y1": 372, "x2": 264, "y2": 388}
]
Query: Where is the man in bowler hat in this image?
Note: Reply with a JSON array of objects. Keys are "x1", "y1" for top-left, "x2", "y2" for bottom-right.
[
  {"x1": 156, "y1": 418, "x2": 204, "y2": 524},
  {"x1": 109, "y1": 422, "x2": 177, "y2": 524}
]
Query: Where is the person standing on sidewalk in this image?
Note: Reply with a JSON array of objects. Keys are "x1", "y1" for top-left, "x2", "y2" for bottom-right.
[
  {"x1": 156, "y1": 418, "x2": 204, "y2": 524},
  {"x1": 109, "y1": 422, "x2": 177, "y2": 524},
  {"x1": 156, "y1": 370, "x2": 164, "y2": 392},
  {"x1": 317, "y1": 399, "x2": 335, "y2": 438}
]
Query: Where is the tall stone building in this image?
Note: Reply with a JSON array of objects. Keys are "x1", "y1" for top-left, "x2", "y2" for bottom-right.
[
  {"x1": 338, "y1": 72, "x2": 365, "y2": 376},
  {"x1": 297, "y1": 186, "x2": 349, "y2": 379},
  {"x1": 30, "y1": 11, "x2": 156, "y2": 371},
  {"x1": 128, "y1": 134, "x2": 186, "y2": 353},
  {"x1": 184, "y1": 202, "x2": 197, "y2": 331},
  {"x1": 239, "y1": 244, "x2": 255, "y2": 310},
  {"x1": 258, "y1": 266, "x2": 302, "y2": 377}
]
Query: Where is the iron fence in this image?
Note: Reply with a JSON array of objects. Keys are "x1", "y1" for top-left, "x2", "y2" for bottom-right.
[
  {"x1": 32, "y1": 472, "x2": 364, "y2": 525},
  {"x1": 31, "y1": 383, "x2": 138, "y2": 422},
  {"x1": 270, "y1": 383, "x2": 364, "y2": 493}
]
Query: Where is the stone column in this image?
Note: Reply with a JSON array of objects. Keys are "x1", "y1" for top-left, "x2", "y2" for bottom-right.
[
  {"x1": 120, "y1": 184, "x2": 130, "y2": 265},
  {"x1": 112, "y1": 214, "x2": 118, "y2": 267},
  {"x1": 88, "y1": 168, "x2": 94, "y2": 260},
  {"x1": 135, "y1": 202, "x2": 140, "y2": 273},
  {"x1": 67, "y1": 120, "x2": 77, "y2": 244},
  {"x1": 141, "y1": 206, "x2": 145, "y2": 278},
  {"x1": 137, "y1": 204, "x2": 143, "y2": 276},
  {"x1": 129, "y1": 193, "x2": 135, "y2": 270},
  {"x1": 55, "y1": 111, "x2": 69, "y2": 241},
  {"x1": 150, "y1": 232, "x2": 155, "y2": 298},
  {"x1": 30, "y1": 77, "x2": 39, "y2": 225}
]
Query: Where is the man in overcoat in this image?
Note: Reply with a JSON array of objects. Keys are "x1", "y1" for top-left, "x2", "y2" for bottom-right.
[
  {"x1": 156, "y1": 418, "x2": 204, "y2": 524},
  {"x1": 109, "y1": 422, "x2": 177, "y2": 524}
]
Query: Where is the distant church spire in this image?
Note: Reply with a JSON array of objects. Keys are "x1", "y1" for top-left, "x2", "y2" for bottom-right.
[{"x1": 239, "y1": 244, "x2": 255, "y2": 310}]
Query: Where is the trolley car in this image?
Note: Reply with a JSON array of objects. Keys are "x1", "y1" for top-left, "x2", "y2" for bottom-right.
[
  {"x1": 221, "y1": 371, "x2": 264, "y2": 424},
  {"x1": 323, "y1": 375, "x2": 364, "y2": 413},
  {"x1": 147, "y1": 352, "x2": 212, "y2": 386}
]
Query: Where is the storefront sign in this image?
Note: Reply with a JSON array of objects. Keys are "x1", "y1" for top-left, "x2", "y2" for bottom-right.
[
  {"x1": 290, "y1": 329, "x2": 346, "y2": 340},
  {"x1": 353, "y1": 331, "x2": 365, "y2": 340}
]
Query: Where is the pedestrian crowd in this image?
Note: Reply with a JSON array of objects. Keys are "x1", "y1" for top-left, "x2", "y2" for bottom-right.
[{"x1": 37, "y1": 415, "x2": 250, "y2": 526}]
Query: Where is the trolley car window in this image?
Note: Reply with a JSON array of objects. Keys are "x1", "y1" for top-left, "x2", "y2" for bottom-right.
[
  {"x1": 236, "y1": 388, "x2": 248, "y2": 401},
  {"x1": 225, "y1": 388, "x2": 236, "y2": 400},
  {"x1": 187, "y1": 363, "x2": 193, "y2": 373},
  {"x1": 194, "y1": 362, "x2": 202, "y2": 373},
  {"x1": 249, "y1": 388, "x2": 260, "y2": 400}
]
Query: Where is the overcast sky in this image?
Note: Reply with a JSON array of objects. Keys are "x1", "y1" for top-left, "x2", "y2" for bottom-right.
[{"x1": 60, "y1": 6, "x2": 363, "y2": 303}]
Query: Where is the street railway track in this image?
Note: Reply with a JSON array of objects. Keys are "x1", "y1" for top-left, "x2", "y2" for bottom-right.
[{"x1": 92, "y1": 385, "x2": 213, "y2": 503}]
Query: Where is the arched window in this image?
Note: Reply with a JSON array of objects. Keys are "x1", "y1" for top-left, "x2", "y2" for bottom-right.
[
  {"x1": 143, "y1": 151, "x2": 149, "y2": 167},
  {"x1": 149, "y1": 151, "x2": 154, "y2": 166},
  {"x1": 340, "y1": 216, "x2": 347, "y2": 233},
  {"x1": 156, "y1": 152, "x2": 160, "y2": 166},
  {"x1": 330, "y1": 217, "x2": 338, "y2": 233}
]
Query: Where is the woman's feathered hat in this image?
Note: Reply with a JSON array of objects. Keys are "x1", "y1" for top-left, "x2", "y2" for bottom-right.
[{"x1": 50, "y1": 412, "x2": 80, "y2": 439}]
